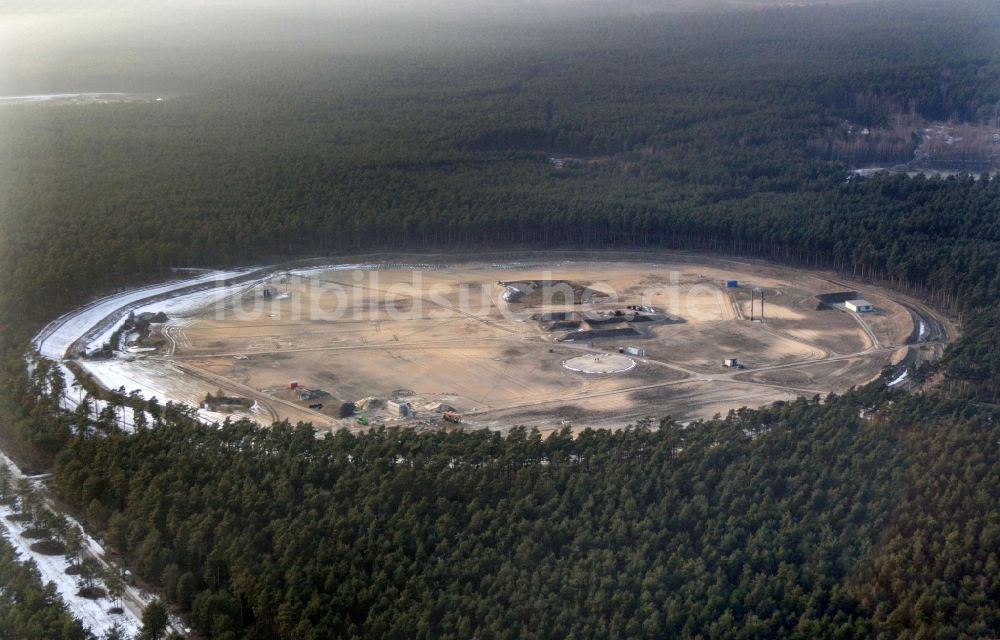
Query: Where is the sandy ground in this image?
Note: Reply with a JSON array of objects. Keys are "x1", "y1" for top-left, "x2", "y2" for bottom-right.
[{"x1": 101, "y1": 256, "x2": 932, "y2": 433}]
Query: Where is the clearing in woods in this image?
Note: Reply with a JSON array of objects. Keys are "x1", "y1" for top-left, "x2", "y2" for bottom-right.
[{"x1": 89, "y1": 253, "x2": 945, "y2": 434}]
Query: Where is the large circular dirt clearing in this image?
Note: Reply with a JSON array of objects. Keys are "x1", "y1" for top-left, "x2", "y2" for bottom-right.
[{"x1": 562, "y1": 353, "x2": 636, "y2": 374}]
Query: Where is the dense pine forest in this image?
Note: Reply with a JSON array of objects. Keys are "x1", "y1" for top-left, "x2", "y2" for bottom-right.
[
  {"x1": 2, "y1": 0, "x2": 1000, "y2": 638},
  {"x1": 43, "y1": 389, "x2": 1000, "y2": 639},
  {"x1": 0, "y1": 533, "x2": 93, "y2": 639}
]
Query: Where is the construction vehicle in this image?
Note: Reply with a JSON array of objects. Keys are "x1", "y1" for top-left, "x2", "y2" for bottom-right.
[{"x1": 442, "y1": 411, "x2": 462, "y2": 424}]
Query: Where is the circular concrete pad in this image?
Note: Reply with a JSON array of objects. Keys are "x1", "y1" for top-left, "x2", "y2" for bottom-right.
[{"x1": 562, "y1": 353, "x2": 636, "y2": 374}]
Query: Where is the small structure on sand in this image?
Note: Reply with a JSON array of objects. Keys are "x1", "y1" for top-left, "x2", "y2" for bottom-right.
[{"x1": 388, "y1": 400, "x2": 413, "y2": 418}]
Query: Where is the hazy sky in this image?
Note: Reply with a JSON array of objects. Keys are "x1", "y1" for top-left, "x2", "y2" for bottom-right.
[
  {"x1": 0, "y1": 0, "x2": 716, "y2": 91},
  {"x1": 1, "y1": 0, "x2": 871, "y2": 54},
  {"x1": 0, "y1": 1, "x2": 685, "y2": 54},
  {"x1": 0, "y1": 0, "x2": 873, "y2": 94}
]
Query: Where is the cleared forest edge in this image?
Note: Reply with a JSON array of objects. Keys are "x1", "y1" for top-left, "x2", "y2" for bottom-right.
[{"x1": 34, "y1": 251, "x2": 950, "y2": 433}]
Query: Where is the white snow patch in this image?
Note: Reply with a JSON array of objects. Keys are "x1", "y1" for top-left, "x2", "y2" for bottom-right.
[
  {"x1": 287, "y1": 263, "x2": 382, "y2": 277},
  {"x1": 78, "y1": 360, "x2": 255, "y2": 426},
  {"x1": 133, "y1": 283, "x2": 252, "y2": 317},
  {"x1": 82, "y1": 279, "x2": 263, "y2": 355},
  {"x1": 286, "y1": 263, "x2": 444, "y2": 278},
  {"x1": 33, "y1": 270, "x2": 248, "y2": 360},
  {"x1": 0, "y1": 508, "x2": 142, "y2": 638},
  {"x1": 78, "y1": 360, "x2": 178, "y2": 401},
  {"x1": 0, "y1": 451, "x2": 178, "y2": 636},
  {"x1": 55, "y1": 362, "x2": 147, "y2": 432}
]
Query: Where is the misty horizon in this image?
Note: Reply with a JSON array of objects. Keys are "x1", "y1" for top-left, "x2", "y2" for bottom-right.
[{"x1": 0, "y1": 0, "x2": 884, "y2": 95}]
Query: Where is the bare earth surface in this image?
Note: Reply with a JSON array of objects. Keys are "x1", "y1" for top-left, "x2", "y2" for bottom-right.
[{"x1": 78, "y1": 253, "x2": 946, "y2": 434}]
